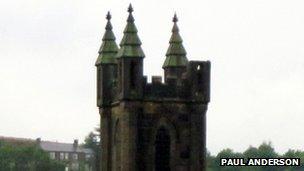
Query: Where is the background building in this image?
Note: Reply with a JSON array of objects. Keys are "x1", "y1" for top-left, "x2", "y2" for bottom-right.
[
  {"x1": 37, "y1": 138, "x2": 95, "y2": 171},
  {"x1": 0, "y1": 136, "x2": 94, "y2": 171}
]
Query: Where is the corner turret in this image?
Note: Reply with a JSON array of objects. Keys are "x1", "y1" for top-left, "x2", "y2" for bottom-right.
[
  {"x1": 96, "y1": 12, "x2": 119, "y2": 107},
  {"x1": 96, "y1": 12, "x2": 118, "y2": 65},
  {"x1": 186, "y1": 61, "x2": 211, "y2": 103},
  {"x1": 116, "y1": 4, "x2": 145, "y2": 100},
  {"x1": 163, "y1": 14, "x2": 188, "y2": 83}
]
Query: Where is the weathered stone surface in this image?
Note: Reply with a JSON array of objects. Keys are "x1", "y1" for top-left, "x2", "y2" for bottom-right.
[{"x1": 96, "y1": 5, "x2": 210, "y2": 171}]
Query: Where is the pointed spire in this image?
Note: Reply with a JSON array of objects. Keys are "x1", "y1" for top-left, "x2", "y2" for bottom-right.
[
  {"x1": 172, "y1": 13, "x2": 179, "y2": 33},
  {"x1": 106, "y1": 11, "x2": 111, "y2": 20},
  {"x1": 127, "y1": 5, "x2": 135, "y2": 22},
  {"x1": 173, "y1": 13, "x2": 178, "y2": 23},
  {"x1": 116, "y1": 4, "x2": 145, "y2": 58},
  {"x1": 128, "y1": 3, "x2": 133, "y2": 13},
  {"x1": 162, "y1": 13, "x2": 188, "y2": 68},
  {"x1": 95, "y1": 11, "x2": 119, "y2": 66},
  {"x1": 105, "y1": 11, "x2": 112, "y2": 30}
]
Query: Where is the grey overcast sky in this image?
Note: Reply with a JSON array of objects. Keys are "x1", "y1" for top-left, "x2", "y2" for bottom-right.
[{"x1": 0, "y1": 0, "x2": 303, "y2": 155}]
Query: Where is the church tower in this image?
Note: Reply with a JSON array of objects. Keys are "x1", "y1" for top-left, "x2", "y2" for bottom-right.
[{"x1": 96, "y1": 5, "x2": 210, "y2": 171}]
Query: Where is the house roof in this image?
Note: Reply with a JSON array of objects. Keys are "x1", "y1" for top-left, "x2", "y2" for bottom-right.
[
  {"x1": 39, "y1": 141, "x2": 94, "y2": 154},
  {"x1": 0, "y1": 136, "x2": 36, "y2": 146},
  {"x1": 0, "y1": 136, "x2": 93, "y2": 154}
]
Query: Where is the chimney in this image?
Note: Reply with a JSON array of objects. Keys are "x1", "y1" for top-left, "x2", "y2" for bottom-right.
[
  {"x1": 73, "y1": 139, "x2": 78, "y2": 149},
  {"x1": 36, "y1": 138, "x2": 41, "y2": 144}
]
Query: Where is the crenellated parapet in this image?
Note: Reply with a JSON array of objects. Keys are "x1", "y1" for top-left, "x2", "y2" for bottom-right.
[
  {"x1": 95, "y1": 7, "x2": 210, "y2": 106},
  {"x1": 142, "y1": 60, "x2": 210, "y2": 102},
  {"x1": 95, "y1": 4, "x2": 211, "y2": 171}
]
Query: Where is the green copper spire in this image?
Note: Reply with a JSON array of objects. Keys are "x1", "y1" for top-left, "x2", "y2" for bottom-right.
[
  {"x1": 116, "y1": 4, "x2": 145, "y2": 58},
  {"x1": 95, "y1": 11, "x2": 119, "y2": 66},
  {"x1": 162, "y1": 13, "x2": 188, "y2": 68}
]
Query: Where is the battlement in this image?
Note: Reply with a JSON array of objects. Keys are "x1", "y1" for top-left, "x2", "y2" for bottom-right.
[
  {"x1": 151, "y1": 76, "x2": 162, "y2": 84},
  {"x1": 186, "y1": 60, "x2": 211, "y2": 102},
  {"x1": 140, "y1": 60, "x2": 210, "y2": 102},
  {"x1": 96, "y1": 7, "x2": 210, "y2": 171},
  {"x1": 96, "y1": 6, "x2": 210, "y2": 106}
]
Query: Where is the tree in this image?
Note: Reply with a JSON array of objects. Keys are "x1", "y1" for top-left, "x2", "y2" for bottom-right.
[
  {"x1": 212, "y1": 148, "x2": 244, "y2": 171},
  {"x1": 206, "y1": 150, "x2": 215, "y2": 169},
  {"x1": 0, "y1": 141, "x2": 65, "y2": 171},
  {"x1": 206, "y1": 142, "x2": 302, "y2": 171},
  {"x1": 257, "y1": 141, "x2": 278, "y2": 158},
  {"x1": 283, "y1": 149, "x2": 304, "y2": 171},
  {"x1": 243, "y1": 146, "x2": 259, "y2": 158},
  {"x1": 83, "y1": 131, "x2": 100, "y2": 171}
]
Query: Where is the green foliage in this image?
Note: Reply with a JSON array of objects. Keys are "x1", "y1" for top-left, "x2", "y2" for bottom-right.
[
  {"x1": 244, "y1": 146, "x2": 259, "y2": 158},
  {"x1": 207, "y1": 142, "x2": 304, "y2": 171},
  {"x1": 258, "y1": 141, "x2": 278, "y2": 158},
  {"x1": 83, "y1": 132, "x2": 99, "y2": 150},
  {"x1": 0, "y1": 141, "x2": 65, "y2": 171},
  {"x1": 282, "y1": 149, "x2": 304, "y2": 171},
  {"x1": 212, "y1": 148, "x2": 244, "y2": 171},
  {"x1": 83, "y1": 131, "x2": 100, "y2": 171}
]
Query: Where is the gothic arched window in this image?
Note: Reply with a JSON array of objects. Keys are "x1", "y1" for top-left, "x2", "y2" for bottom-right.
[{"x1": 155, "y1": 127, "x2": 171, "y2": 171}]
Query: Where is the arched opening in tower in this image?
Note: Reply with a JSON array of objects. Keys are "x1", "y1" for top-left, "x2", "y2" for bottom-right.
[{"x1": 155, "y1": 127, "x2": 171, "y2": 171}]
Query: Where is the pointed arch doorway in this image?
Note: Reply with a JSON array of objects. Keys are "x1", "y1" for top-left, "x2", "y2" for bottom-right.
[{"x1": 155, "y1": 127, "x2": 171, "y2": 171}]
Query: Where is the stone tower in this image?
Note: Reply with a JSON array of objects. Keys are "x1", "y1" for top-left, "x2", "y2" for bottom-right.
[{"x1": 95, "y1": 5, "x2": 210, "y2": 171}]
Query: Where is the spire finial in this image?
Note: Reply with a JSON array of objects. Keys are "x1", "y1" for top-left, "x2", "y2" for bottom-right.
[
  {"x1": 173, "y1": 13, "x2": 178, "y2": 23},
  {"x1": 106, "y1": 11, "x2": 111, "y2": 20},
  {"x1": 105, "y1": 11, "x2": 113, "y2": 30},
  {"x1": 128, "y1": 4, "x2": 133, "y2": 13},
  {"x1": 127, "y1": 4, "x2": 135, "y2": 22}
]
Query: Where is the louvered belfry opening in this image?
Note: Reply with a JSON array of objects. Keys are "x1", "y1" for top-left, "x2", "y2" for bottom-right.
[{"x1": 155, "y1": 127, "x2": 171, "y2": 171}]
